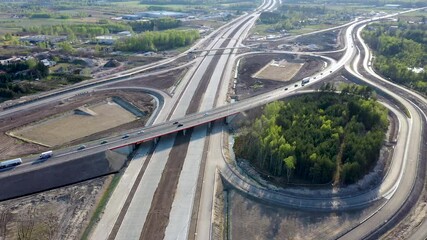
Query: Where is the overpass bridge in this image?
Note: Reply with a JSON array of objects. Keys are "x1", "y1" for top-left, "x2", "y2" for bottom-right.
[
  {"x1": 189, "y1": 46, "x2": 250, "y2": 54},
  {"x1": 109, "y1": 86, "x2": 306, "y2": 151}
]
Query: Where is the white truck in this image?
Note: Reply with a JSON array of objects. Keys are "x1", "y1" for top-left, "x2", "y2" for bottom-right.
[
  {"x1": 0, "y1": 158, "x2": 22, "y2": 169},
  {"x1": 39, "y1": 150, "x2": 53, "y2": 159}
]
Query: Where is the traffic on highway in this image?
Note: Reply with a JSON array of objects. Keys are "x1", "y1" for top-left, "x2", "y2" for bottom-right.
[{"x1": 0, "y1": 0, "x2": 426, "y2": 239}]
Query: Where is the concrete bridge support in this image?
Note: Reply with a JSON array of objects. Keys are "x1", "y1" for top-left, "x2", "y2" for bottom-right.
[
  {"x1": 113, "y1": 144, "x2": 137, "y2": 155},
  {"x1": 225, "y1": 114, "x2": 237, "y2": 124}
]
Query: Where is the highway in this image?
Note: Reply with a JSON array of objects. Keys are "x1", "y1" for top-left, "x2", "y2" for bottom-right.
[
  {"x1": 1, "y1": 1, "x2": 426, "y2": 239},
  {"x1": 90, "y1": 0, "x2": 279, "y2": 239}
]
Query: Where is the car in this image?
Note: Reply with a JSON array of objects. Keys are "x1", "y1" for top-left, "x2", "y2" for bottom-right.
[
  {"x1": 77, "y1": 145, "x2": 86, "y2": 150},
  {"x1": 204, "y1": 112, "x2": 209, "y2": 116},
  {"x1": 100, "y1": 140, "x2": 108, "y2": 144},
  {"x1": 138, "y1": 130, "x2": 145, "y2": 134},
  {"x1": 330, "y1": 70, "x2": 333, "y2": 73},
  {"x1": 284, "y1": 87, "x2": 288, "y2": 91},
  {"x1": 320, "y1": 73, "x2": 323, "y2": 75},
  {"x1": 294, "y1": 84, "x2": 298, "y2": 87},
  {"x1": 177, "y1": 123, "x2": 184, "y2": 127},
  {"x1": 173, "y1": 121, "x2": 179, "y2": 125},
  {"x1": 313, "y1": 77, "x2": 316, "y2": 79},
  {"x1": 122, "y1": 135, "x2": 129, "y2": 139}
]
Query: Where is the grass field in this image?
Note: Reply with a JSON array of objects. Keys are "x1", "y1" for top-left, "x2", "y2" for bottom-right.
[
  {"x1": 11, "y1": 101, "x2": 137, "y2": 147},
  {"x1": 113, "y1": 1, "x2": 208, "y2": 11}
]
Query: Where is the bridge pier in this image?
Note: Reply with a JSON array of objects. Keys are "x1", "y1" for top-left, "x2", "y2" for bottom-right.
[
  {"x1": 112, "y1": 144, "x2": 136, "y2": 155},
  {"x1": 183, "y1": 129, "x2": 187, "y2": 136},
  {"x1": 153, "y1": 137, "x2": 159, "y2": 145},
  {"x1": 225, "y1": 115, "x2": 236, "y2": 125}
]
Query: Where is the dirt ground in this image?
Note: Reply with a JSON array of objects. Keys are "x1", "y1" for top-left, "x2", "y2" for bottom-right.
[
  {"x1": 106, "y1": 67, "x2": 188, "y2": 92},
  {"x1": 293, "y1": 30, "x2": 341, "y2": 52},
  {"x1": 227, "y1": 189, "x2": 384, "y2": 240},
  {"x1": 253, "y1": 60, "x2": 304, "y2": 81},
  {"x1": 0, "y1": 90, "x2": 154, "y2": 159},
  {"x1": 11, "y1": 101, "x2": 137, "y2": 147},
  {"x1": 234, "y1": 54, "x2": 323, "y2": 100},
  {"x1": 0, "y1": 175, "x2": 110, "y2": 240}
]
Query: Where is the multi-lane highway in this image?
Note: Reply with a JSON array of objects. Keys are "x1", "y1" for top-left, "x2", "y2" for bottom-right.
[
  {"x1": 90, "y1": 0, "x2": 281, "y2": 239},
  {"x1": 1, "y1": 1, "x2": 426, "y2": 238}
]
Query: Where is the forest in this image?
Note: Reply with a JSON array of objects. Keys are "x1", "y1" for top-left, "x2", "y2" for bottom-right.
[
  {"x1": 363, "y1": 21, "x2": 427, "y2": 95},
  {"x1": 114, "y1": 29, "x2": 199, "y2": 52},
  {"x1": 233, "y1": 89, "x2": 389, "y2": 185}
]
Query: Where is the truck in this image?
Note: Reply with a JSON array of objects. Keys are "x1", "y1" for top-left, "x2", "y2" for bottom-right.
[
  {"x1": 39, "y1": 150, "x2": 53, "y2": 159},
  {"x1": 0, "y1": 158, "x2": 22, "y2": 169},
  {"x1": 302, "y1": 77, "x2": 310, "y2": 85}
]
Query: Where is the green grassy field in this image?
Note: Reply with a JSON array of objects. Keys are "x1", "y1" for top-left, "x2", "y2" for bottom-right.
[{"x1": 113, "y1": 1, "x2": 209, "y2": 11}]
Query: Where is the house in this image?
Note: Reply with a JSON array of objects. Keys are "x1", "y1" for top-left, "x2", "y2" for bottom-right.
[
  {"x1": 0, "y1": 57, "x2": 22, "y2": 65},
  {"x1": 135, "y1": 11, "x2": 188, "y2": 19},
  {"x1": 122, "y1": 14, "x2": 141, "y2": 20},
  {"x1": 388, "y1": 25, "x2": 399, "y2": 34},
  {"x1": 117, "y1": 31, "x2": 132, "y2": 37},
  {"x1": 41, "y1": 59, "x2": 56, "y2": 67},
  {"x1": 94, "y1": 36, "x2": 118, "y2": 45},
  {"x1": 20, "y1": 35, "x2": 67, "y2": 44}
]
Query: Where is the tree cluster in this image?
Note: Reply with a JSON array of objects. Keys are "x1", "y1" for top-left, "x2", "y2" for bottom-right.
[
  {"x1": 258, "y1": 4, "x2": 350, "y2": 31},
  {"x1": 363, "y1": 21, "x2": 427, "y2": 95},
  {"x1": 0, "y1": 59, "x2": 49, "y2": 99},
  {"x1": 114, "y1": 29, "x2": 199, "y2": 52},
  {"x1": 23, "y1": 22, "x2": 132, "y2": 39},
  {"x1": 234, "y1": 91, "x2": 388, "y2": 185},
  {"x1": 128, "y1": 18, "x2": 181, "y2": 32}
]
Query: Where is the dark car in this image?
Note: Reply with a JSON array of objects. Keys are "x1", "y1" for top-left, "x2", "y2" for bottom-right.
[
  {"x1": 122, "y1": 134, "x2": 129, "y2": 139},
  {"x1": 173, "y1": 121, "x2": 179, "y2": 125},
  {"x1": 177, "y1": 123, "x2": 184, "y2": 127},
  {"x1": 77, "y1": 145, "x2": 86, "y2": 150},
  {"x1": 284, "y1": 88, "x2": 288, "y2": 91},
  {"x1": 294, "y1": 84, "x2": 298, "y2": 87},
  {"x1": 100, "y1": 140, "x2": 108, "y2": 144}
]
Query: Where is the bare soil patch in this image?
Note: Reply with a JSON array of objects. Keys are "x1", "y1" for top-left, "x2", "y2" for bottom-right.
[
  {"x1": 140, "y1": 130, "x2": 193, "y2": 239},
  {"x1": 0, "y1": 90, "x2": 153, "y2": 159},
  {"x1": 10, "y1": 101, "x2": 137, "y2": 147},
  {"x1": 235, "y1": 54, "x2": 323, "y2": 100},
  {"x1": 292, "y1": 30, "x2": 341, "y2": 52},
  {"x1": 253, "y1": 60, "x2": 304, "y2": 81},
  {"x1": 227, "y1": 189, "x2": 384, "y2": 240},
  {"x1": 0, "y1": 175, "x2": 109, "y2": 240},
  {"x1": 106, "y1": 67, "x2": 188, "y2": 92}
]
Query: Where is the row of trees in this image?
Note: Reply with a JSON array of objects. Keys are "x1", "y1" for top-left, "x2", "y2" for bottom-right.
[
  {"x1": 23, "y1": 22, "x2": 132, "y2": 39},
  {"x1": 22, "y1": 18, "x2": 183, "y2": 40},
  {"x1": 234, "y1": 90, "x2": 388, "y2": 184},
  {"x1": 363, "y1": 21, "x2": 427, "y2": 95},
  {"x1": 114, "y1": 29, "x2": 199, "y2": 52},
  {"x1": 128, "y1": 18, "x2": 181, "y2": 32}
]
